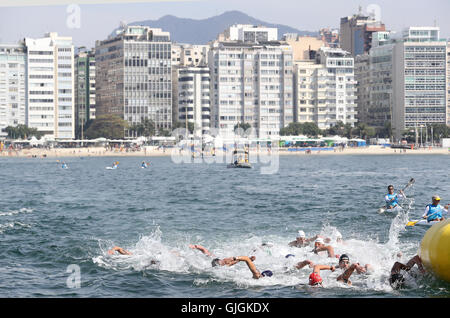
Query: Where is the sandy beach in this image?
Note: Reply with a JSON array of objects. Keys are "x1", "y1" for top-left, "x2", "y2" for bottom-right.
[{"x1": 1, "y1": 145, "x2": 448, "y2": 158}]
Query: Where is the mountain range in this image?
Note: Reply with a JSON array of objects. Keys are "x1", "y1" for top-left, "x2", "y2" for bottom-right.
[{"x1": 121, "y1": 10, "x2": 317, "y2": 44}]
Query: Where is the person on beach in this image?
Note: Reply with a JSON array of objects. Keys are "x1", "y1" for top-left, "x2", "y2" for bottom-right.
[
  {"x1": 385, "y1": 185, "x2": 405, "y2": 210},
  {"x1": 422, "y1": 195, "x2": 448, "y2": 222},
  {"x1": 389, "y1": 255, "x2": 425, "y2": 289},
  {"x1": 189, "y1": 244, "x2": 255, "y2": 267}
]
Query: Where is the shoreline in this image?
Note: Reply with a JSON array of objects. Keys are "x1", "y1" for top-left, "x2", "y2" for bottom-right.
[{"x1": 1, "y1": 145, "x2": 449, "y2": 158}]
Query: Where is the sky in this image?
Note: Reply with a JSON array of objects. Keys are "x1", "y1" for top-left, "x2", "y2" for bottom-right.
[{"x1": 0, "y1": 0, "x2": 449, "y2": 48}]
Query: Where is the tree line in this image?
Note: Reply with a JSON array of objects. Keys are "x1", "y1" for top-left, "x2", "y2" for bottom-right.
[{"x1": 4, "y1": 116, "x2": 450, "y2": 142}]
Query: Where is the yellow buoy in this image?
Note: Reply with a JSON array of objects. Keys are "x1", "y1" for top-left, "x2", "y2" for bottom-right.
[{"x1": 419, "y1": 219, "x2": 450, "y2": 282}]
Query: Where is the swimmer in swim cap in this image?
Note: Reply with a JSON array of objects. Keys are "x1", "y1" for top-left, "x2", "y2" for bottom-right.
[
  {"x1": 312, "y1": 238, "x2": 336, "y2": 258},
  {"x1": 288, "y1": 231, "x2": 325, "y2": 247},
  {"x1": 234, "y1": 256, "x2": 272, "y2": 279},
  {"x1": 308, "y1": 264, "x2": 336, "y2": 287},
  {"x1": 389, "y1": 255, "x2": 425, "y2": 290},
  {"x1": 189, "y1": 244, "x2": 255, "y2": 267},
  {"x1": 337, "y1": 254, "x2": 372, "y2": 274}
]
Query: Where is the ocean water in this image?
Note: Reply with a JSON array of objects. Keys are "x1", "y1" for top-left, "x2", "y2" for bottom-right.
[{"x1": 0, "y1": 154, "x2": 449, "y2": 298}]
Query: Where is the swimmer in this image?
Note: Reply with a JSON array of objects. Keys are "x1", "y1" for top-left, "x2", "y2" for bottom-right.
[
  {"x1": 108, "y1": 246, "x2": 132, "y2": 255},
  {"x1": 189, "y1": 244, "x2": 255, "y2": 267},
  {"x1": 308, "y1": 264, "x2": 336, "y2": 287},
  {"x1": 312, "y1": 238, "x2": 336, "y2": 258},
  {"x1": 389, "y1": 255, "x2": 425, "y2": 290},
  {"x1": 337, "y1": 254, "x2": 372, "y2": 274},
  {"x1": 234, "y1": 256, "x2": 273, "y2": 279},
  {"x1": 107, "y1": 245, "x2": 160, "y2": 265},
  {"x1": 288, "y1": 230, "x2": 327, "y2": 247},
  {"x1": 335, "y1": 254, "x2": 372, "y2": 285},
  {"x1": 295, "y1": 259, "x2": 315, "y2": 269}
]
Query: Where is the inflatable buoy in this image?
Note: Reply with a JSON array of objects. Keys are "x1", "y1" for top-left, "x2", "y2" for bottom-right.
[{"x1": 419, "y1": 219, "x2": 450, "y2": 282}]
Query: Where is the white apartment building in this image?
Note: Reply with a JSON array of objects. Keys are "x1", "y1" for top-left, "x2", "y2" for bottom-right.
[
  {"x1": 294, "y1": 47, "x2": 356, "y2": 129},
  {"x1": 171, "y1": 43, "x2": 209, "y2": 126},
  {"x1": 178, "y1": 66, "x2": 210, "y2": 135},
  {"x1": 0, "y1": 44, "x2": 26, "y2": 138},
  {"x1": 24, "y1": 32, "x2": 75, "y2": 139},
  {"x1": 209, "y1": 40, "x2": 294, "y2": 138},
  {"x1": 220, "y1": 24, "x2": 278, "y2": 42},
  {"x1": 171, "y1": 43, "x2": 209, "y2": 67}
]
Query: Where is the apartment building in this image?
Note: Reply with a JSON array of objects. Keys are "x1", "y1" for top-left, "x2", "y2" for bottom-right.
[
  {"x1": 294, "y1": 47, "x2": 357, "y2": 129},
  {"x1": 178, "y1": 66, "x2": 210, "y2": 135},
  {"x1": 209, "y1": 39, "x2": 294, "y2": 138},
  {"x1": 74, "y1": 49, "x2": 96, "y2": 139},
  {"x1": 392, "y1": 27, "x2": 447, "y2": 139},
  {"x1": 0, "y1": 44, "x2": 26, "y2": 138},
  {"x1": 24, "y1": 32, "x2": 75, "y2": 139},
  {"x1": 359, "y1": 27, "x2": 448, "y2": 140},
  {"x1": 171, "y1": 43, "x2": 209, "y2": 127},
  {"x1": 95, "y1": 25, "x2": 172, "y2": 135}
]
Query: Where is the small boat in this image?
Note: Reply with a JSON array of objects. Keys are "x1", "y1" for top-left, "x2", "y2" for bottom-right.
[
  {"x1": 227, "y1": 145, "x2": 252, "y2": 169},
  {"x1": 227, "y1": 162, "x2": 252, "y2": 169}
]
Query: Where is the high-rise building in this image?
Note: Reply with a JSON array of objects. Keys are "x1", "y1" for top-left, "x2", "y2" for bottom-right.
[
  {"x1": 391, "y1": 27, "x2": 447, "y2": 140},
  {"x1": 294, "y1": 47, "x2": 357, "y2": 129},
  {"x1": 74, "y1": 49, "x2": 96, "y2": 139},
  {"x1": 209, "y1": 35, "x2": 294, "y2": 138},
  {"x1": 0, "y1": 44, "x2": 26, "y2": 138},
  {"x1": 340, "y1": 11, "x2": 385, "y2": 56},
  {"x1": 354, "y1": 54, "x2": 371, "y2": 125},
  {"x1": 178, "y1": 66, "x2": 210, "y2": 135},
  {"x1": 95, "y1": 25, "x2": 172, "y2": 136},
  {"x1": 24, "y1": 32, "x2": 75, "y2": 139},
  {"x1": 362, "y1": 27, "x2": 448, "y2": 140},
  {"x1": 171, "y1": 43, "x2": 209, "y2": 127}
]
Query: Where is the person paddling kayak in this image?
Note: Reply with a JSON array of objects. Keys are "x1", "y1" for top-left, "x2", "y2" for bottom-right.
[
  {"x1": 422, "y1": 195, "x2": 448, "y2": 222},
  {"x1": 384, "y1": 185, "x2": 405, "y2": 210}
]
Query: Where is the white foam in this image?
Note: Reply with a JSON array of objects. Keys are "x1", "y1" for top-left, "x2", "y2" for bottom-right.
[
  {"x1": 92, "y1": 217, "x2": 419, "y2": 292},
  {"x1": 0, "y1": 208, "x2": 33, "y2": 217}
]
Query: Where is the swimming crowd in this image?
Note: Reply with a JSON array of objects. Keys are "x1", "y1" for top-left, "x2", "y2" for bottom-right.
[{"x1": 107, "y1": 184, "x2": 447, "y2": 290}]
